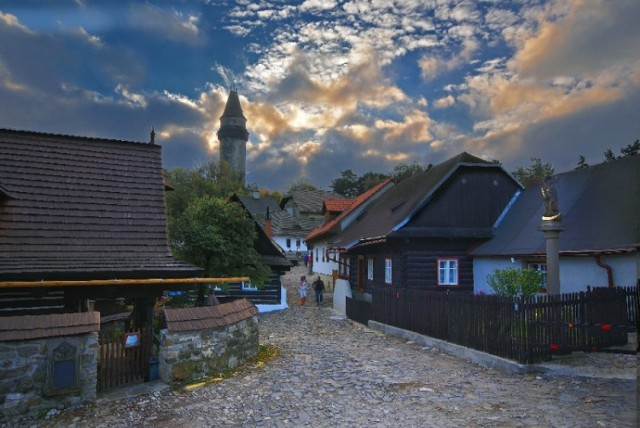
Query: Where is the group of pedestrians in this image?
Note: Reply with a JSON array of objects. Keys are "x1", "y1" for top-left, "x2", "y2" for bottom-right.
[{"x1": 298, "y1": 275, "x2": 325, "y2": 306}]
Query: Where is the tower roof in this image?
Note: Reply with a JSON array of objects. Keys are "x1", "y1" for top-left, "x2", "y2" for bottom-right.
[{"x1": 221, "y1": 90, "x2": 245, "y2": 119}]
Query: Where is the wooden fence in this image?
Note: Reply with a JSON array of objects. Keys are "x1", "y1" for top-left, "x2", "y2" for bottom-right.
[
  {"x1": 348, "y1": 286, "x2": 636, "y2": 364},
  {"x1": 98, "y1": 328, "x2": 152, "y2": 392}
]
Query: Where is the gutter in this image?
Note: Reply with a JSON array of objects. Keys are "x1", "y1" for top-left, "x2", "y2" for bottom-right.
[
  {"x1": 594, "y1": 255, "x2": 614, "y2": 288},
  {"x1": 0, "y1": 277, "x2": 251, "y2": 289}
]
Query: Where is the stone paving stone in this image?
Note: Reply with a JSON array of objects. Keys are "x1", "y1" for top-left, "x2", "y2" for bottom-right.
[{"x1": 7, "y1": 265, "x2": 637, "y2": 427}]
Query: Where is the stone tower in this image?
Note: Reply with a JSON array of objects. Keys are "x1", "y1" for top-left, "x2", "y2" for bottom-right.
[{"x1": 217, "y1": 90, "x2": 248, "y2": 186}]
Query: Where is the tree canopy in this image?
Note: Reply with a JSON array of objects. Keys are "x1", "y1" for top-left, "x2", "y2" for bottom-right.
[
  {"x1": 172, "y1": 196, "x2": 270, "y2": 284},
  {"x1": 512, "y1": 158, "x2": 555, "y2": 188},
  {"x1": 329, "y1": 162, "x2": 425, "y2": 197}
]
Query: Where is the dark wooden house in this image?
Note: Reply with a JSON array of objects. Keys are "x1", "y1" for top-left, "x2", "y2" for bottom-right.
[
  {"x1": 225, "y1": 193, "x2": 291, "y2": 305},
  {"x1": 0, "y1": 128, "x2": 202, "y2": 319},
  {"x1": 331, "y1": 152, "x2": 522, "y2": 294}
]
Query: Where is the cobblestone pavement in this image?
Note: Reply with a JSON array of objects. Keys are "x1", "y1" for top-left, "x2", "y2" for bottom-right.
[{"x1": 16, "y1": 267, "x2": 639, "y2": 427}]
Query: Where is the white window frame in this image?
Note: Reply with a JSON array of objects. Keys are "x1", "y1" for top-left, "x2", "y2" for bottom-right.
[
  {"x1": 437, "y1": 258, "x2": 459, "y2": 286},
  {"x1": 384, "y1": 258, "x2": 392, "y2": 284},
  {"x1": 367, "y1": 258, "x2": 374, "y2": 280},
  {"x1": 527, "y1": 262, "x2": 547, "y2": 290},
  {"x1": 241, "y1": 281, "x2": 257, "y2": 291}
]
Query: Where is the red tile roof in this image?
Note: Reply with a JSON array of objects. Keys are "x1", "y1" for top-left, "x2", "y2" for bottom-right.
[
  {"x1": 323, "y1": 199, "x2": 353, "y2": 213},
  {"x1": 0, "y1": 312, "x2": 100, "y2": 342},
  {"x1": 164, "y1": 299, "x2": 258, "y2": 332},
  {"x1": 306, "y1": 179, "x2": 394, "y2": 243}
]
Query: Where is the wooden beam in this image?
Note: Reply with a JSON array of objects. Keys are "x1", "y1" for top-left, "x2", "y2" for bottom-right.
[{"x1": 0, "y1": 277, "x2": 251, "y2": 289}]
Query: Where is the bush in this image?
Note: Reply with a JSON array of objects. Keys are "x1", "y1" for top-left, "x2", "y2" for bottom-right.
[{"x1": 487, "y1": 267, "x2": 543, "y2": 298}]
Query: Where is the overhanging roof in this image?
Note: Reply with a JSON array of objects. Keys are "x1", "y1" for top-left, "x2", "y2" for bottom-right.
[{"x1": 471, "y1": 155, "x2": 640, "y2": 256}]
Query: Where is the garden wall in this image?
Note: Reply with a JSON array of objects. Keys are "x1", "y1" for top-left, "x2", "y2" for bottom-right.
[
  {"x1": 159, "y1": 299, "x2": 259, "y2": 384},
  {"x1": 0, "y1": 312, "x2": 99, "y2": 422}
]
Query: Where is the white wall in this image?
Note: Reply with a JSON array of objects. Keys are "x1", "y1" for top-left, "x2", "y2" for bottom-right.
[
  {"x1": 310, "y1": 242, "x2": 339, "y2": 276},
  {"x1": 273, "y1": 235, "x2": 308, "y2": 255},
  {"x1": 474, "y1": 253, "x2": 639, "y2": 294}
]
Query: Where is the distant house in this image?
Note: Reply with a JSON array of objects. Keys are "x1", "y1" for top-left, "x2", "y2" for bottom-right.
[
  {"x1": 471, "y1": 155, "x2": 640, "y2": 293},
  {"x1": 273, "y1": 189, "x2": 343, "y2": 263},
  {"x1": 306, "y1": 179, "x2": 394, "y2": 276},
  {"x1": 331, "y1": 153, "x2": 522, "y2": 293},
  {"x1": 227, "y1": 193, "x2": 291, "y2": 306}
]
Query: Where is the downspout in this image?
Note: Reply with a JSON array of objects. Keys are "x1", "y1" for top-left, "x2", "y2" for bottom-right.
[{"x1": 594, "y1": 254, "x2": 614, "y2": 288}]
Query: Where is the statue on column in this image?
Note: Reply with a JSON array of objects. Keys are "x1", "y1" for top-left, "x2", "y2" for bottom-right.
[{"x1": 541, "y1": 175, "x2": 562, "y2": 221}]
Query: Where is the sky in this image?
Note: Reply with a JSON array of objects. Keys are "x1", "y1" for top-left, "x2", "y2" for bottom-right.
[{"x1": 0, "y1": 1, "x2": 638, "y2": 191}]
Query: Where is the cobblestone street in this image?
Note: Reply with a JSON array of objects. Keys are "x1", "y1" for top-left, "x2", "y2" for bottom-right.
[{"x1": 16, "y1": 267, "x2": 638, "y2": 427}]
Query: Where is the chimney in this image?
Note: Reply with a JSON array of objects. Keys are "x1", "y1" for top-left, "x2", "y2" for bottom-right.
[
  {"x1": 253, "y1": 191, "x2": 260, "y2": 199},
  {"x1": 264, "y1": 207, "x2": 272, "y2": 239}
]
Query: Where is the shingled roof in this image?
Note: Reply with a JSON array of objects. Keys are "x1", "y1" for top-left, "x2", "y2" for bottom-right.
[
  {"x1": 164, "y1": 299, "x2": 257, "y2": 332},
  {"x1": 306, "y1": 179, "x2": 394, "y2": 243},
  {"x1": 0, "y1": 128, "x2": 201, "y2": 281},
  {"x1": 0, "y1": 311, "x2": 100, "y2": 342},
  {"x1": 471, "y1": 155, "x2": 640, "y2": 256},
  {"x1": 331, "y1": 152, "x2": 507, "y2": 249}
]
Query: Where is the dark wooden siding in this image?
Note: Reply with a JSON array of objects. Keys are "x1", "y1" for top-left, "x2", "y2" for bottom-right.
[
  {"x1": 215, "y1": 271, "x2": 283, "y2": 305},
  {"x1": 407, "y1": 168, "x2": 519, "y2": 229}
]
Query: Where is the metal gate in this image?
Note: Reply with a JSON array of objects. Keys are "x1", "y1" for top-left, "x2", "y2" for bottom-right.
[{"x1": 98, "y1": 328, "x2": 152, "y2": 392}]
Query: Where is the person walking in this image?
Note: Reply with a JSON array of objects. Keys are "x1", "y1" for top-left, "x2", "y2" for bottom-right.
[
  {"x1": 312, "y1": 276, "x2": 325, "y2": 306},
  {"x1": 298, "y1": 275, "x2": 309, "y2": 305}
]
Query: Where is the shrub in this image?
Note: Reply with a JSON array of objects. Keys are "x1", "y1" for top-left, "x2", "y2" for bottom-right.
[{"x1": 487, "y1": 267, "x2": 543, "y2": 298}]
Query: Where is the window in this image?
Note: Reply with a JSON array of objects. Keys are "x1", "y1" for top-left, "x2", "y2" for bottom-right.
[
  {"x1": 241, "y1": 281, "x2": 257, "y2": 291},
  {"x1": 367, "y1": 258, "x2": 374, "y2": 280},
  {"x1": 286, "y1": 238, "x2": 291, "y2": 248},
  {"x1": 437, "y1": 258, "x2": 459, "y2": 286},
  {"x1": 384, "y1": 258, "x2": 392, "y2": 284},
  {"x1": 296, "y1": 239, "x2": 301, "y2": 248},
  {"x1": 528, "y1": 263, "x2": 547, "y2": 290}
]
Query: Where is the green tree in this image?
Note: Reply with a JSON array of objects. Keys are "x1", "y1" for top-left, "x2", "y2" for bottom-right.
[
  {"x1": 286, "y1": 179, "x2": 318, "y2": 194},
  {"x1": 392, "y1": 162, "x2": 424, "y2": 182},
  {"x1": 487, "y1": 267, "x2": 543, "y2": 298},
  {"x1": 620, "y1": 139, "x2": 639, "y2": 157},
  {"x1": 330, "y1": 169, "x2": 360, "y2": 197},
  {"x1": 358, "y1": 171, "x2": 388, "y2": 193},
  {"x1": 512, "y1": 158, "x2": 554, "y2": 188},
  {"x1": 603, "y1": 148, "x2": 617, "y2": 162},
  {"x1": 575, "y1": 155, "x2": 589, "y2": 169},
  {"x1": 172, "y1": 197, "x2": 270, "y2": 302}
]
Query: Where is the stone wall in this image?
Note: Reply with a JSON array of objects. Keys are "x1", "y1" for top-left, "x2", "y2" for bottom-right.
[
  {"x1": 0, "y1": 333, "x2": 98, "y2": 421},
  {"x1": 159, "y1": 315, "x2": 259, "y2": 384}
]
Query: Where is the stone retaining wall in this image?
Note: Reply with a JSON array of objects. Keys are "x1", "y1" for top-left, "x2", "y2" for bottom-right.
[
  {"x1": 0, "y1": 333, "x2": 98, "y2": 421},
  {"x1": 159, "y1": 299, "x2": 259, "y2": 384}
]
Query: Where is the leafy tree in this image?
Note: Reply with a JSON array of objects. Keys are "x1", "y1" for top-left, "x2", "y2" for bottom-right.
[
  {"x1": 575, "y1": 155, "x2": 589, "y2": 169},
  {"x1": 330, "y1": 169, "x2": 360, "y2": 197},
  {"x1": 619, "y1": 139, "x2": 639, "y2": 157},
  {"x1": 286, "y1": 179, "x2": 318, "y2": 194},
  {"x1": 487, "y1": 267, "x2": 543, "y2": 298},
  {"x1": 603, "y1": 148, "x2": 617, "y2": 162},
  {"x1": 358, "y1": 171, "x2": 388, "y2": 193},
  {"x1": 392, "y1": 162, "x2": 424, "y2": 182},
  {"x1": 172, "y1": 197, "x2": 270, "y2": 302},
  {"x1": 512, "y1": 158, "x2": 554, "y2": 188}
]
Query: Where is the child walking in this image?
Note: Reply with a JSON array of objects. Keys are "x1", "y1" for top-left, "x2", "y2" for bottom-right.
[{"x1": 298, "y1": 275, "x2": 309, "y2": 305}]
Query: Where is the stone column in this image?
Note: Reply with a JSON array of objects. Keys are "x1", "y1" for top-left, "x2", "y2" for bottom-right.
[{"x1": 540, "y1": 221, "x2": 564, "y2": 294}]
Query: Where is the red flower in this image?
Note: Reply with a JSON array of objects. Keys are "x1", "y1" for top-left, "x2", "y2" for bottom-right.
[
  {"x1": 549, "y1": 343, "x2": 560, "y2": 351},
  {"x1": 600, "y1": 324, "x2": 612, "y2": 331}
]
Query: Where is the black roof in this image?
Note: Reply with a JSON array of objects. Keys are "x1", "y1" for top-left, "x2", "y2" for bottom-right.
[
  {"x1": 332, "y1": 152, "x2": 512, "y2": 248},
  {"x1": 471, "y1": 155, "x2": 640, "y2": 256},
  {"x1": 0, "y1": 128, "x2": 201, "y2": 281},
  {"x1": 220, "y1": 90, "x2": 245, "y2": 118}
]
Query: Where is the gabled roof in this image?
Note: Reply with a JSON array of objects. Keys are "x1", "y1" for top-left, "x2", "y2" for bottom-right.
[
  {"x1": 229, "y1": 194, "x2": 290, "y2": 269},
  {"x1": 230, "y1": 193, "x2": 281, "y2": 225},
  {"x1": 331, "y1": 152, "x2": 508, "y2": 249},
  {"x1": 0, "y1": 128, "x2": 201, "y2": 281},
  {"x1": 280, "y1": 189, "x2": 340, "y2": 213},
  {"x1": 471, "y1": 155, "x2": 640, "y2": 256},
  {"x1": 323, "y1": 198, "x2": 353, "y2": 213},
  {"x1": 306, "y1": 178, "x2": 394, "y2": 243}
]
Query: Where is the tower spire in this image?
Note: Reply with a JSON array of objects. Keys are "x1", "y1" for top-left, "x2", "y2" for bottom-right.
[{"x1": 217, "y1": 89, "x2": 248, "y2": 186}]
